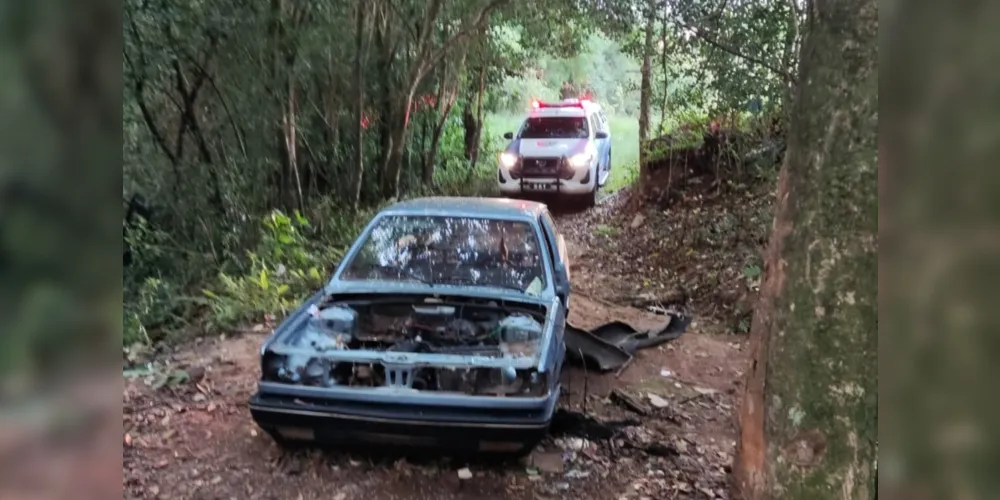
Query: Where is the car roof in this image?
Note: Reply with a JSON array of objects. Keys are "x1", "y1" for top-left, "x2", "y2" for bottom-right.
[{"x1": 382, "y1": 196, "x2": 548, "y2": 219}]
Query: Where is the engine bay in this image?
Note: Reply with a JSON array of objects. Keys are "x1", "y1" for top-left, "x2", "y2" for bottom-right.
[{"x1": 263, "y1": 297, "x2": 549, "y2": 396}]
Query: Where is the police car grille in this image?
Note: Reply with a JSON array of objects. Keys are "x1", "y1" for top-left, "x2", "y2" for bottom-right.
[{"x1": 521, "y1": 158, "x2": 561, "y2": 177}]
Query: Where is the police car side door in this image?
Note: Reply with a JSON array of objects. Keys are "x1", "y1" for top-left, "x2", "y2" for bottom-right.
[{"x1": 592, "y1": 111, "x2": 611, "y2": 170}]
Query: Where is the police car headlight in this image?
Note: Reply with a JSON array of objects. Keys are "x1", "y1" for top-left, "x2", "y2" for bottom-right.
[
  {"x1": 568, "y1": 153, "x2": 592, "y2": 168},
  {"x1": 499, "y1": 152, "x2": 518, "y2": 168}
]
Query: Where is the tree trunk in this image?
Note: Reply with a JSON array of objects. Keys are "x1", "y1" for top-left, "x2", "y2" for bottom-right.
[
  {"x1": 780, "y1": 0, "x2": 801, "y2": 119},
  {"x1": 731, "y1": 0, "x2": 878, "y2": 498},
  {"x1": 462, "y1": 107, "x2": 477, "y2": 161},
  {"x1": 657, "y1": 11, "x2": 669, "y2": 135},
  {"x1": 283, "y1": 74, "x2": 303, "y2": 212},
  {"x1": 636, "y1": 0, "x2": 655, "y2": 169},
  {"x1": 423, "y1": 64, "x2": 461, "y2": 184},
  {"x1": 469, "y1": 65, "x2": 487, "y2": 172},
  {"x1": 380, "y1": 100, "x2": 410, "y2": 200},
  {"x1": 351, "y1": 0, "x2": 366, "y2": 210}
]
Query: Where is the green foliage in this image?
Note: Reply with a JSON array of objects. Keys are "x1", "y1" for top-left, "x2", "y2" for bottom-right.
[
  {"x1": 493, "y1": 33, "x2": 642, "y2": 116},
  {"x1": 123, "y1": 277, "x2": 179, "y2": 347},
  {"x1": 119, "y1": 0, "x2": 797, "y2": 353},
  {"x1": 201, "y1": 210, "x2": 333, "y2": 330}
]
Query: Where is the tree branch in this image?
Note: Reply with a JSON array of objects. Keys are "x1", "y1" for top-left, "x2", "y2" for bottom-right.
[
  {"x1": 668, "y1": 0, "x2": 793, "y2": 81},
  {"x1": 125, "y1": 11, "x2": 177, "y2": 165},
  {"x1": 690, "y1": 26, "x2": 792, "y2": 81},
  {"x1": 419, "y1": 0, "x2": 509, "y2": 81}
]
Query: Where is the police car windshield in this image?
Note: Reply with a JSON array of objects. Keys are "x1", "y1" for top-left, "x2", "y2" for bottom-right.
[{"x1": 520, "y1": 116, "x2": 589, "y2": 139}]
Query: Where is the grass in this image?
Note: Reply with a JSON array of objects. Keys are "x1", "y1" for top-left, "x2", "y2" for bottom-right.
[{"x1": 486, "y1": 113, "x2": 640, "y2": 193}]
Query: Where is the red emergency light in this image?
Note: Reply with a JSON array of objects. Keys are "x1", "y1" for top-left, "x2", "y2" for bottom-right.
[{"x1": 531, "y1": 98, "x2": 594, "y2": 110}]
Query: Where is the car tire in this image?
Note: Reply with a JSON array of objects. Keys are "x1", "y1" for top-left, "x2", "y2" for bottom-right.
[
  {"x1": 599, "y1": 151, "x2": 612, "y2": 188},
  {"x1": 582, "y1": 183, "x2": 598, "y2": 208}
]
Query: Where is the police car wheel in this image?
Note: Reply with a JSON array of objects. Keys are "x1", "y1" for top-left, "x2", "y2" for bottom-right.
[{"x1": 580, "y1": 185, "x2": 598, "y2": 208}]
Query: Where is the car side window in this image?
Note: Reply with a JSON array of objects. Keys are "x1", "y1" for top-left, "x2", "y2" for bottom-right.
[
  {"x1": 598, "y1": 112, "x2": 608, "y2": 133},
  {"x1": 590, "y1": 112, "x2": 601, "y2": 134}
]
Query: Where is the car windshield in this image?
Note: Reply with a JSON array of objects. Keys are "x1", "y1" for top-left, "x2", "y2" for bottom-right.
[
  {"x1": 519, "y1": 116, "x2": 589, "y2": 139},
  {"x1": 339, "y1": 215, "x2": 547, "y2": 294}
]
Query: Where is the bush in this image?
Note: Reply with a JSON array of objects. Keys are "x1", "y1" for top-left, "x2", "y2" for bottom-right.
[
  {"x1": 123, "y1": 277, "x2": 179, "y2": 346},
  {"x1": 201, "y1": 209, "x2": 337, "y2": 331}
]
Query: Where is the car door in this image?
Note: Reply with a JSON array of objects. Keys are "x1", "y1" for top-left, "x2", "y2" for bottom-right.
[
  {"x1": 595, "y1": 111, "x2": 612, "y2": 170},
  {"x1": 586, "y1": 112, "x2": 604, "y2": 174}
]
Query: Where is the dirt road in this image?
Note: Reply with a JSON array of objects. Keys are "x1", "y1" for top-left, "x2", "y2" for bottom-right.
[{"x1": 123, "y1": 191, "x2": 763, "y2": 500}]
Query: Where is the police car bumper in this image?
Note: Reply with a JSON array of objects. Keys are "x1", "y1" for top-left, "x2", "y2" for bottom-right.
[{"x1": 497, "y1": 166, "x2": 596, "y2": 196}]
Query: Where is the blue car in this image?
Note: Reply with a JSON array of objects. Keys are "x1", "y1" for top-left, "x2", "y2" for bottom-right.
[{"x1": 249, "y1": 197, "x2": 572, "y2": 455}]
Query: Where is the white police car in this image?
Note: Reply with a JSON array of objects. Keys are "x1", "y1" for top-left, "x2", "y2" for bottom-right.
[{"x1": 497, "y1": 98, "x2": 612, "y2": 206}]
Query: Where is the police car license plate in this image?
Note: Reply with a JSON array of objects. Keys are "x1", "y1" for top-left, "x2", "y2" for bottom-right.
[{"x1": 524, "y1": 182, "x2": 557, "y2": 191}]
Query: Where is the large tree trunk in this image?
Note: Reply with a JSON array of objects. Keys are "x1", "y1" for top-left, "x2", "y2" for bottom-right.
[{"x1": 731, "y1": 0, "x2": 878, "y2": 498}]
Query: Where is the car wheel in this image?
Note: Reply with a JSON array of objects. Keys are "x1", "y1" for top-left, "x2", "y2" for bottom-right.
[
  {"x1": 582, "y1": 183, "x2": 598, "y2": 208},
  {"x1": 599, "y1": 151, "x2": 612, "y2": 187}
]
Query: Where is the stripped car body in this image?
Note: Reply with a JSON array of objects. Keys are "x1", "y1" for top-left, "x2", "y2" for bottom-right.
[{"x1": 249, "y1": 197, "x2": 571, "y2": 454}]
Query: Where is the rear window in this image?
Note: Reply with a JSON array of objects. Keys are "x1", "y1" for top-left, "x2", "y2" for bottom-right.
[{"x1": 520, "y1": 116, "x2": 589, "y2": 139}]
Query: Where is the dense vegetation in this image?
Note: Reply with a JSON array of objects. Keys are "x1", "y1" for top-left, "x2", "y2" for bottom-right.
[
  {"x1": 115, "y1": 0, "x2": 880, "y2": 497},
  {"x1": 122, "y1": 0, "x2": 802, "y2": 352}
]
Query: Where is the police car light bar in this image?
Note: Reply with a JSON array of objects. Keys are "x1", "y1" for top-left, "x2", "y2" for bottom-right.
[{"x1": 531, "y1": 97, "x2": 594, "y2": 109}]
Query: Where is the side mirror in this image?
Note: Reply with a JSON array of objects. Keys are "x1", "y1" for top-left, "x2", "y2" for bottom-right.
[
  {"x1": 594, "y1": 131, "x2": 609, "y2": 139},
  {"x1": 503, "y1": 132, "x2": 514, "y2": 140}
]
